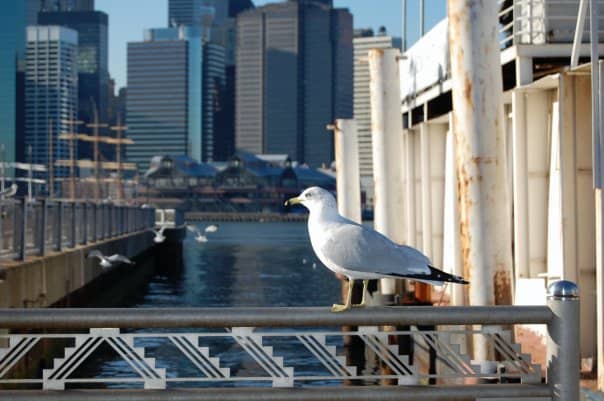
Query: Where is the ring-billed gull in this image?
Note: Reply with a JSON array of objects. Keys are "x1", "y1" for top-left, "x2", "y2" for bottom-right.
[
  {"x1": 150, "y1": 226, "x2": 166, "y2": 243},
  {"x1": 285, "y1": 187, "x2": 468, "y2": 312},
  {"x1": 186, "y1": 224, "x2": 219, "y2": 243},
  {"x1": 87, "y1": 250, "x2": 134, "y2": 269}
]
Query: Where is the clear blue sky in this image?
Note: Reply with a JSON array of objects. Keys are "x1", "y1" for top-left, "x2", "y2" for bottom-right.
[{"x1": 96, "y1": 0, "x2": 410, "y2": 91}]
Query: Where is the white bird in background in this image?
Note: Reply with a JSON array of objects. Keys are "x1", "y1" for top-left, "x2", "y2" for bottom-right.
[
  {"x1": 285, "y1": 187, "x2": 469, "y2": 312},
  {"x1": 87, "y1": 250, "x2": 134, "y2": 269},
  {"x1": 151, "y1": 226, "x2": 167, "y2": 243},
  {"x1": 0, "y1": 184, "x2": 18, "y2": 199},
  {"x1": 187, "y1": 224, "x2": 219, "y2": 243}
]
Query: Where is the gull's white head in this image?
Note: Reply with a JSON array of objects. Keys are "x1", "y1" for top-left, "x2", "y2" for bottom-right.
[{"x1": 285, "y1": 187, "x2": 337, "y2": 214}]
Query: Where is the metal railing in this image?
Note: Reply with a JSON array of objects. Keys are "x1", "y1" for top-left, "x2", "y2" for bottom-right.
[
  {"x1": 499, "y1": 0, "x2": 604, "y2": 48},
  {"x1": 0, "y1": 199, "x2": 156, "y2": 261},
  {"x1": 0, "y1": 281, "x2": 580, "y2": 401}
]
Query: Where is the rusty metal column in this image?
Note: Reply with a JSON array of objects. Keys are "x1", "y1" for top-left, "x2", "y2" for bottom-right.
[
  {"x1": 330, "y1": 119, "x2": 361, "y2": 223},
  {"x1": 368, "y1": 48, "x2": 405, "y2": 298},
  {"x1": 448, "y1": 0, "x2": 514, "y2": 358}
]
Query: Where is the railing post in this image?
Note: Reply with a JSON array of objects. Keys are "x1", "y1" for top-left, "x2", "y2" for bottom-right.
[
  {"x1": 82, "y1": 202, "x2": 88, "y2": 245},
  {"x1": 18, "y1": 198, "x2": 26, "y2": 261},
  {"x1": 547, "y1": 280, "x2": 580, "y2": 401},
  {"x1": 92, "y1": 203, "x2": 97, "y2": 242},
  {"x1": 70, "y1": 202, "x2": 76, "y2": 248},
  {"x1": 56, "y1": 201, "x2": 63, "y2": 252},
  {"x1": 39, "y1": 199, "x2": 46, "y2": 256}
]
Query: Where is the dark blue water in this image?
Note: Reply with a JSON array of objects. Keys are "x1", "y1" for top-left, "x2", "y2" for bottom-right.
[
  {"x1": 140, "y1": 221, "x2": 340, "y2": 308},
  {"x1": 82, "y1": 222, "x2": 346, "y2": 388}
]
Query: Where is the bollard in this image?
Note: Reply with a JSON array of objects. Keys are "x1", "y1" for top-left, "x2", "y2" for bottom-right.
[{"x1": 546, "y1": 280, "x2": 580, "y2": 401}]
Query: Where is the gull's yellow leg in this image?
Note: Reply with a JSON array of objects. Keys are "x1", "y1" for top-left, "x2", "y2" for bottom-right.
[
  {"x1": 332, "y1": 278, "x2": 353, "y2": 312},
  {"x1": 353, "y1": 279, "x2": 369, "y2": 308}
]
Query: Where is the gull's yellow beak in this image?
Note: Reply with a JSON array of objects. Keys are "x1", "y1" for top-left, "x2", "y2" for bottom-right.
[{"x1": 285, "y1": 196, "x2": 302, "y2": 207}]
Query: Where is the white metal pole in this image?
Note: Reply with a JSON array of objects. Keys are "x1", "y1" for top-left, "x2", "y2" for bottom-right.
[
  {"x1": 448, "y1": 0, "x2": 515, "y2": 359},
  {"x1": 512, "y1": 89, "x2": 529, "y2": 281},
  {"x1": 444, "y1": 113, "x2": 463, "y2": 305},
  {"x1": 331, "y1": 119, "x2": 362, "y2": 224},
  {"x1": 404, "y1": 130, "x2": 416, "y2": 248},
  {"x1": 597, "y1": 58, "x2": 604, "y2": 392},
  {"x1": 420, "y1": 122, "x2": 433, "y2": 258},
  {"x1": 571, "y1": 0, "x2": 589, "y2": 69},
  {"x1": 368, "y1": 48, "x2": 405, "y2": 297}
]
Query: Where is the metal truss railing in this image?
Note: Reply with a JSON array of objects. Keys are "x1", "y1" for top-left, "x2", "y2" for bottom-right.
[
  {"x1": 0, "y1": 198, "x2": 155, "y2": 261},
  {"x1": 0, "y1": 289, "x2": 580, "y2": 401}
]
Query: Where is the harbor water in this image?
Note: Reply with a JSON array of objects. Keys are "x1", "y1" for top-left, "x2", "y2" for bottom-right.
[{"x1": 79, "y1": 221, "x2": 344, "y2": 388}]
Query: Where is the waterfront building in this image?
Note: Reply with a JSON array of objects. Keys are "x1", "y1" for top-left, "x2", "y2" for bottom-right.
[
  {"x1": 235, "y1": 0, "x2": 353, "y2": 167},
  {"x1": 398, "y1": 0, "x2": 604, "y2": 370},
  {"x1": 38, "y1": 10, "x2": 109, "y2": 159},
  {"x1": 143, "y1": 151, "x2": 335, "y2": 211},
  {"x1": 353, "y1": 28, "x2": 400, "y2": 207},
  {"x1": 25, "y1": 25, "x2": 78, "y2": 179},
  {"x1": 0, "y1": 2, "x2": 27, "y2": 166},
  {"x1": 127, "y1": 26, "x2": 203, "y2": 173}
]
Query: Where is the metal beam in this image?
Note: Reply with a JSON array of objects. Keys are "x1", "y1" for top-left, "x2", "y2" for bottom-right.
[
  {"x1": 0, "y1": 306, "x2": 553, "y2": 329},
  {"x1": 0, "y1": 384, "x2": 552, "y2": 401}
]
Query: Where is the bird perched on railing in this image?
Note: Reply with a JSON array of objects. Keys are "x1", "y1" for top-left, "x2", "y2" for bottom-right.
[
  {"x1": 150, "y1": 226, "x2": 166, "y2": 243},
  {"x1": 87, "y1": 250, "x2": 134, "y2": 269},
  {"x1": 285, "y1": 187, "x2": 469, "y2": 312},
  {"x1": 186, "y1": 224, "x2": 219, "y2": 243}
]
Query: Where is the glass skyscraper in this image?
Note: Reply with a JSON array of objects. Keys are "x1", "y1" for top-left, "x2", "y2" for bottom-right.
[
  {"x1": 235, "y1": 1, "x2": 353, "y2": 167},
  {"x1": 38, "y1": 10, "x2": 109, "y2": 159},
  {"x1": 25, "y1": 26, "x2": 78, "y2": 178},
  {"x1": 0, "y1": 2, "x2": 27, "y2": 165},
  {"x1": 127, "y1": 26, "x2": 204, "y2": 173}
]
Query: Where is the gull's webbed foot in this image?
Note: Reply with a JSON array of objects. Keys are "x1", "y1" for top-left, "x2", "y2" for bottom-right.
[{"x1": 331, "y1": 303, "x2": 351, "y2": 312}]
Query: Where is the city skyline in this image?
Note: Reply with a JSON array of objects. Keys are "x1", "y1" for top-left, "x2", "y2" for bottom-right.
[{"x1": 96, "y1": 0, "x2": 408, "y2": 91}]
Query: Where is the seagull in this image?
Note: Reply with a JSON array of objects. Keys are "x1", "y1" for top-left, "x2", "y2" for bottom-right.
[
  {"x1": 151, "y1": 226, "x2": 166, "y2": 243},
  {"x1": 0, "y1": 184, "x2": 18, "y2": 199},
  {"x1": 186, "y1": 224, "x2": 219, "y2": 243},
  {"x1": 285, "y1": 187, "x2": 469, "y2": 312},
  {"x1": 87, "y1": 250, "x2": 134, "y2": 269}
]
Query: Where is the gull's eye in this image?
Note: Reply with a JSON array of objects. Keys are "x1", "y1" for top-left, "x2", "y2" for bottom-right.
[{"x1": 305, "y1": 193, "x2": 312, "y2": 198}]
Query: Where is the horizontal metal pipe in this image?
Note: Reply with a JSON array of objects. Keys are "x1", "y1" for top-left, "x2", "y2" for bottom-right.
[
  {"x1": 0, "y1": 384, "x2": 552, "y2": 401},
  {"x1": 0, "y1": 306, "x2": 553, "y2": 329}
]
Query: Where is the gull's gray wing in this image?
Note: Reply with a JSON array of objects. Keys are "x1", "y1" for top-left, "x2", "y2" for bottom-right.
[
  {"x1": 187, "y1": 225, "x2": 200, "y2": 235},
  {"x1": 106, "y1": 254, "x2": 134, "y2": 264},
  {"x1": 319, "y1": 222, "x2": 431, "y2": 276},
  {"x1": 87, "y1": 249, "x2": 103, "y2": 260}
]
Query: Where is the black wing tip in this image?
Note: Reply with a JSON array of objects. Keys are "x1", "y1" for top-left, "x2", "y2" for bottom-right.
[{"x1": 428, "y1": 265, "x2": 469, "y2": 285}]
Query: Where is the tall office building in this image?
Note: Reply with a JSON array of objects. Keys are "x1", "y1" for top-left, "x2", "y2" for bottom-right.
[
  {"x1": 25, "y1": 26, "x2": 78, "y2": 178},
  {"x1": 38, "y1": 10, "x2": 109, "y2": 159},
  {"x1": 203, "y1": 43, "x2": 226, "y2": 162},
  {"x1": 41, "y1": 0, "x2": 94, "y2": 12},
  {"x1": 0, "y1": 2, "x2": 27, "y2": 165},
  {"x1": 235, "y1": 1, "x2": 352, "y2": 167},
  {"x1": 127, "y1": 26, "x2": 203, "y2": 173},
  {"x1": 353, "y1": 30, "x2": 400, "y2": 202},
  {"x1": 168, "y1": 0, "x2": 204, "y2": 27}
]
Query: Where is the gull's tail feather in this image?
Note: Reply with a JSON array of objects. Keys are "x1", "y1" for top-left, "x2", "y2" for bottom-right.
[{"x1": 387, "y1": 265, "x2": 469, "y2": 285}]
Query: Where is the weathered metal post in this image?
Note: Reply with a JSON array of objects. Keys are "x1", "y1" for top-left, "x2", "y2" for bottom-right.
[
  {"x1": 448, "y1": 0, "x2": 514, "y2": 359},
  {"x1": 39, "y1": 199, "x2": 46, "y2": 256},
  {"x1": 82, "y1": 202, "x2": 88, "y2": 245},
  {"x1": 547, "y1": 280, "x2": 580, "y2": 401},
  {"x1": 56, "y1": 201, "x2": 63, "y2": 252},
  {"x1": 18, "y1": 198, "x2": 26, "y2": 261},
  {"x1": 70, "y1": 202, "x2": 76, "y2": 248},
  {"x1": 368, "y1": 48, "x2": 405, "y2": 299},
  {"x1": 329, "y1": 119, "x2": 361, "y2": 223}
]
